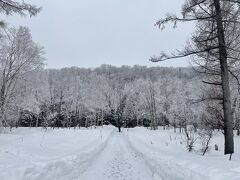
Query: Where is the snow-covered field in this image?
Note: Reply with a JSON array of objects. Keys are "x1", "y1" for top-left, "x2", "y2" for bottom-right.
[
  {"x1": 126, "y1": 127, "x2": 240, "y2": 180},
  {"x1": 0, "y1": 126, "x2": 113, "y2": 180},
  {"x1": 0, "y1": 126, "x2": 240, "y2": 180}
]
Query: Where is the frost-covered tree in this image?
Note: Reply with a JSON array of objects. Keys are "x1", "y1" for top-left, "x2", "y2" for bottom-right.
[
  {"x1": 0, "y1": 0, "x2": 40, "y2": 26},
  {"x1": 0, "y1": 26, "x2": 44, "y2": 127},
  {"x1": 150, "y1": 0, "x2": 240, "y2": 156},
  {"x1": 11, "y1": 65, "x2": 208, "y2": 133}
]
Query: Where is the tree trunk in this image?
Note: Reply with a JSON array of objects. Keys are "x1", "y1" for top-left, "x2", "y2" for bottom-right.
[
  {"x1": 36, "y1": 116, "x2": 39, "y2": 128},
  {"x1": 101, "y1": 110, "x2": 104, "y2": 127},
  {"x1": 214, "y1": 0, "x2": 234, "y2": 155},
  {"x1": 0, "y1": 82, "x2": 6, "y2": 127}
]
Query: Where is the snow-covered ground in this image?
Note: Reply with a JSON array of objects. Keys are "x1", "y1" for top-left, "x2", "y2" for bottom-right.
[
  {"x1": 0, "y1": 126, "x2": 240, "y2": 180},
  {"x1": 79, "y1": 132, "x2": 160, "y2": 180},
  {"x1": 0, "y1": 126, "x2": 113, "y2": 180},
  {"x1": 125, "y1": 127, "x2": 240, "y2": 180}
]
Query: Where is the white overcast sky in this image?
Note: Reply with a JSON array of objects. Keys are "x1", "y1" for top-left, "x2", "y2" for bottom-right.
[{"x1": 6, "y1": 0, "x2": 194, "y2": 69}]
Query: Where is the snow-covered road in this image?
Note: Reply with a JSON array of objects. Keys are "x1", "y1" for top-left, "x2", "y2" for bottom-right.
[
  {"x1": 79, "y1": 132, "x2": 160, "y2": 180},
  {"x1": 2, "y1": 127, "x2": 239, "y2": 180}
]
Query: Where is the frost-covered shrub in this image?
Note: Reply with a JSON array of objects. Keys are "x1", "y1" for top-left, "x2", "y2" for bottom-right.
[
  {"x1": 198, "y1": 129, "x2": 213, "y2": 155},
  {"x1": 184, "y1": 126, "x2": 198, "y2": 152}
]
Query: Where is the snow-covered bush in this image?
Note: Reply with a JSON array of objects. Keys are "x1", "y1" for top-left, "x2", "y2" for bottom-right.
[{"x1": 198, "y1": 129, "x2": 213, "y2": 155}]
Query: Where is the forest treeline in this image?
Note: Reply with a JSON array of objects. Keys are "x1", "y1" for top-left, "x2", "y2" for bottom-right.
[{"x1": 1, "y1": 65, "x2": 239, "y2": 135}]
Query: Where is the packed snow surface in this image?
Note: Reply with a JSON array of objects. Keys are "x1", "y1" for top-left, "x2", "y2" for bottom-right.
[
  {"x1": 126, "y1": 127, "x2": 240, "y2": 180},
  {"x1": 80, "y1": 132, "x2": 159, "y2": 180},
  {"x1": 0, "y1": 126, "x2": 240, "y2": 180}
]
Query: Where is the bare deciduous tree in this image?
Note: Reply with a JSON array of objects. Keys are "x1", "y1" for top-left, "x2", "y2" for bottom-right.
[{"x1": 0, "y1": 26, "x2": 45, "y2": 127}]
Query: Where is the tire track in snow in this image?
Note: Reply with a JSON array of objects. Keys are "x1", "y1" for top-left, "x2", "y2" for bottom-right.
[
  {"x1": 79, "y1": 132, "x2": 160, "y2": 180},
  {"x1": 124, "y1": 132, "x2": 209, "y2": 180},
  {"x1": 22, "y1": 130, "x2": 114, "y2": 180}
]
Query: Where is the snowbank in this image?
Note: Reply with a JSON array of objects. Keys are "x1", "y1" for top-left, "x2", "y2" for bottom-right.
[
  {"x1": 0, "y1": 126, "x2": 114, "y2": 180},
  {"x1": 124, "y1": 127, "x2": 240, "y2": 180}
]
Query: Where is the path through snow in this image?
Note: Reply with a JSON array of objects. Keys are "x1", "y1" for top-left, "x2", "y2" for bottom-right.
[{"x1": 79, "y1": 132, "x2": 160, "y2": 180}]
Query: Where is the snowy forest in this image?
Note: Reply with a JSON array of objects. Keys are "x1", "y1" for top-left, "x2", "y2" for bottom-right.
[
  {"x1": 2, "y1": 64, "x2": 240, "y2": 135},
  {"x1": 1, "y1": 0, "x2": 240, "y2": 180},
  {"x1": 0, "y1": 64, "x2": 203, "y2": 129}
]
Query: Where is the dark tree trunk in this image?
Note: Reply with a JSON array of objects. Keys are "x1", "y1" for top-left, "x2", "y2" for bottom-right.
[
  {"x1": 117, "y1": 117, "x2": 121, "y2": 132},
  {"x1": 214, "y1": 0, "x2": 234, "y2": 155},
  {"x1": 36, "y1": 116, "x2": 39, "y2": 128}
]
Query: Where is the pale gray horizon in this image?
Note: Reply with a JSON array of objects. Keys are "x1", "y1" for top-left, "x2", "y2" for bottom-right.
[{"x1": 5, "y1": 0, "x2": 194, "y2": 69}]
